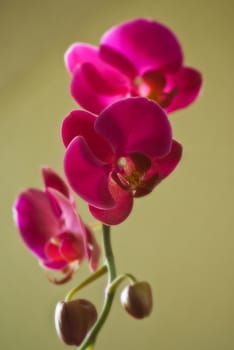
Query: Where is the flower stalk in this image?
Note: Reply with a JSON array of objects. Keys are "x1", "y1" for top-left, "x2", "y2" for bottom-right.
[
  {"x1": 65, "y1": 265, "x2": 107, "y2": 302},
  {"x1": 79, "y1": 225, "x2": 117, "y2": 350},
  {"x1": 108, "y1": 273, "x2": 137, "y2": 295}
]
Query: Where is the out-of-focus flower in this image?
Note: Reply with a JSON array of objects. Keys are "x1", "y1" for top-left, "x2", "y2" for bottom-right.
[
  {"x1": 63, "y1": 97, "x2": 182, "y2": 225},
  {"x1": 120, "y1": 281, "x2": 153, "y2": 319},
  {"x1": 13, "y1": 168, "x2": 100, "y2": 281},
  {"x1": 55, "y1": 299, "x2": 98, "y2": 346},
  {"x1": 65, "y1": 18, "x2": 202, "y2": 114}
]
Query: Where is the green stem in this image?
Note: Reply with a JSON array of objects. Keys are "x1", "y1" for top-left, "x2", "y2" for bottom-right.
[
  {"x1": 102, "y1": 224, "x2": 117, "y2": 281},
  {"x1": 65, "y1": 265, "x2": 107, "y2": 302},
  {"x1": 79, "y1": 225, "x2": 117, "y2": 350},
  {"x1": 86, "y1": 346, "x2": 94, "y2": 350},
  {"x1": 108, "y1": 273, "x2": 137, "y2": 295}
]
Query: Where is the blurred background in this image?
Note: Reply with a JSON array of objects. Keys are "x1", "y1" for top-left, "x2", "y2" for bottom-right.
[{"x1": 1, "y1": 0, "x2": 233, "y2": 349}]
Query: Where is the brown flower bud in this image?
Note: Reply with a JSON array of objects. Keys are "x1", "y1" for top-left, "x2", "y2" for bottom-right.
[
  {"x1": 120, "y1": 281, "x2": 153, "y2": 319},
  {"x1": 55, "y1": 299, "x2": 98, "y2": 346}
]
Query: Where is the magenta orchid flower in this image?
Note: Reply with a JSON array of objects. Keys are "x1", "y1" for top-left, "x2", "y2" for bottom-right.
[
  {"x1": 65, "y1": 18, "x2": 202, "y2": 114},
  {"x1": 13, "y1": 168, "x2": 100, "y2": 283},
  {"x1": 62, "y1": 97, "x2": 182, "y2": 225}
]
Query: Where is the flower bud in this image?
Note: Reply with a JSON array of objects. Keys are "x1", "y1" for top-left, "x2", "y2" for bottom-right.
[
  {"x1": 55, "y1": 299, "x2": 97, "y2": 346},
  {"x1": 120, "y1": 281, "x2": 153, "y2": 319}
]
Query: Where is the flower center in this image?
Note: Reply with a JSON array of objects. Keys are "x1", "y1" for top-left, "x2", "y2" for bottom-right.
[
  {"x1": 132, "y1": 76, "x2": 150, "y2": 97},
  {"x1": 114, "y1": 154, "x2": 149, "y2": 193},
  {"x1": 133, "y1": 72, "x2": 178, "y2": 108},
  {"x1": 112, "y1": 153, "x2": 160, "y2": 198},
  {"x1": 125, "y1": 170, "x2": 142, "y2": 188},
  {"x1": 45, "y1": 232, "x2": 85, "y2": 264}
]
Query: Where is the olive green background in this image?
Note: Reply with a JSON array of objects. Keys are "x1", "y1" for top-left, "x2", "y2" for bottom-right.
[{"x1": 1, "y1": 0, "x2": 233, "y2": 349}]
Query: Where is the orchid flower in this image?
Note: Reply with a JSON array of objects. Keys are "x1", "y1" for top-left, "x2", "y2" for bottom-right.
[
  {"x1": 13, "y1": 168, "x2": 100, "y2": 282},
  {"x1": 62, "y1": 97, "x2": 182, "y2": 225},
  {"x1": 65, "y1": 18, "x2": 202, "y2": 114}
]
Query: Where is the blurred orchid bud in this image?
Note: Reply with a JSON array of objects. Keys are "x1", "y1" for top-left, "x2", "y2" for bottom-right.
[
  {"x1": 120, "y1": 281, "x2": 153, "y2": 319},
  {"x1": 55, "y1": 299, "x2": 97, "y2": 346}
]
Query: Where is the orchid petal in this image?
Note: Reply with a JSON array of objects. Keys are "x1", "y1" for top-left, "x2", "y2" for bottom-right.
[
  {"x1": 95, "y1": 97, "x2": 172, "y2": 158},
  {"x1": 64, "y1": 136, "x2": 115, "y2": 209},
  {"x1": 62, "y1": 110, "x2": 97, "y2": 147},
  {"x1": 62, "y1": 110, "x2": 113, "y2": 162},
  {"x1": 165, "y1": 67, "x2": 203, "y2": 113},
  {"x1": 47, "y1": 188, "x2": 85, "y2": 237},
  {"x1": 100, "y1": 18, "x2": 183, "y2": 75},
  {"x1": 100, "y1": 45, "x2": 137, "y2": 79},
  {"x1": 65, "y1": 43, "x2": 99, "y2": 74},
  {"x1": 71, "y1": 62, "x2": 130, "y2": 114},
  {"x1": 13, "y1": 189, "x2": 61, "y2": 260},
  {"x1": 42, "y1": 167, "x2": 71, "y2": 200},
  {"x1": 89, "y1": 179, "x2": 133, "y2": 225},
  {"x1": 152, "y1": 139, "x2": 183, "y2": 178}
]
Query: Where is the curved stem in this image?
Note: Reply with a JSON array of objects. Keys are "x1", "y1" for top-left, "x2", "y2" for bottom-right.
[
  {"x1": 108, "y1": 273, "x2": 137, "y2": 295},
  {"x1": 65, "y1": 265, "x2": 107, "y2": 302},
  {"x1": 79, "y1": 225, "x2": 117, "y2": 350}
]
